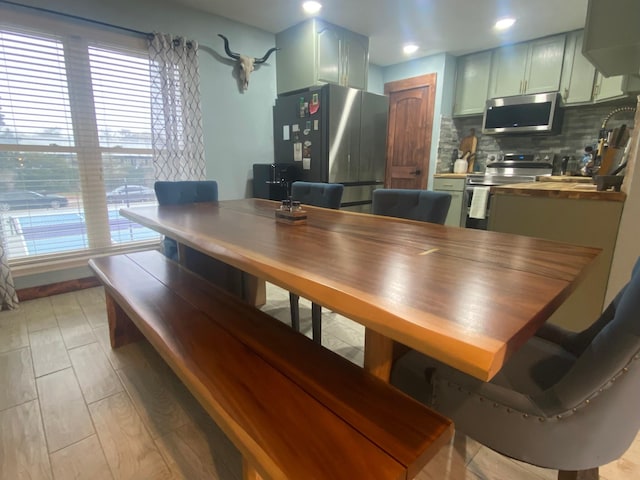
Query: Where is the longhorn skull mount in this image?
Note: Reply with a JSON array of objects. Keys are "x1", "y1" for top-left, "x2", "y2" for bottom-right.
[{"x1": 218, "y1": 34, "x2": 278, "y2": 91}]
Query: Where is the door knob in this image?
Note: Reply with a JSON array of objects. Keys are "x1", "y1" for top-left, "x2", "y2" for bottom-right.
[{"x1": 410, "y1": 169, "x2": 422, "y2": 175}]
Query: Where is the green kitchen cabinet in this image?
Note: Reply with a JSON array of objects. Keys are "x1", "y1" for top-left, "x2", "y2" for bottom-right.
[
  {"x1": 276, "y1": 19, "x2": 369, "y2": 94},
  {"x1": 489, "y1": 192, "x2": 624, "y2": 332},
  {"x1": 592, "y1": 73, "x2": 640, "y2": 102},
  {"x1": 560, "y1": 30, "x2": 597, "y2": 104},
  {"x1": 489, "y1": 34, "x2": 566, "y2": 98},
  {"x1": 453, "y1": 51, "x2": 492, "y2": 116},
  {"x1": 433, "y1": 177, "x2": 466, "y2": 227}
]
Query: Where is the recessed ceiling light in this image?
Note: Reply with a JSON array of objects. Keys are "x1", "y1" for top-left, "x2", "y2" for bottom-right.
[
  {"x1": 302, "y1": 1, "x2": 322, "y2": 14},
  {"x1": 403, "y1": 44, "x2": 419, "y2": 55},
  {"x1": 494, "y1": 17, "x2": 516, "y2": 31}
]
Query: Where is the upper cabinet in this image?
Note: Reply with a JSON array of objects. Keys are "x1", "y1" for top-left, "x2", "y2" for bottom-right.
[
  {"x1": 593, "y1": 73, "x2": 640, "y2": 102},
  {"x1": 488, "y1": 35, "x2": 566, "y2": 98},
  {"x1": 560, "y1": 30, "x2": 596, "y2": 104},
  {"x1": 276, "y1": 19, "x2": 369, "y2": 95},
  {"x1": 453, "y1": 51, "x2": 492, "y2": 116},
  {"x1": 561, "y1": 30, "x2": 640, "y2": 104},
  {"x1": 453, "y1": 29, "x2": 640, "y2": 116}
]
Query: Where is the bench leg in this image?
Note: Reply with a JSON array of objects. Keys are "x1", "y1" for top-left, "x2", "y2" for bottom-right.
[
  {"x1": 242, "y1": 458, "x2": 264, "y2": 480},
  {"x1": 105, "y1": 292, "x2": 143, "y2": 348}
]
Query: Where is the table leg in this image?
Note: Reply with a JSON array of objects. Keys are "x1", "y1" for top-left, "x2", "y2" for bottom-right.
[
  {"x1": 364, "y1": 328, "x2": 394, "y2": 381},
  {"x1": 178, "y1": 243, "x2": 266, "y2": 307},
  {"x1": 242, "y1": 458, "x2": 263, "y2": 480}
]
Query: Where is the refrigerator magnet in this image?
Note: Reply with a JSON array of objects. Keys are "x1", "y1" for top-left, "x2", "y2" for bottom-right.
[
  {"x1": 309, "y1": 93, "x2": 319, "y2": 115},
  {"x1": 313, "y1": 119, "x2": 319, "y2": 131},
  {"x1": 292, "y1": 124, "x2": 300, "y2": 132},
  {"x1": 302, "y1": 141, "x2": 311, "y2": 158},
  {"x1": 293, "y1": 142, "x2": 303, "y2": 162},
  {"x1": 303, "y1": 157, "x2": 311, "y2": 170},
  {"x1": 282, "y1": 125, "x2": 290, "y2": 141}
]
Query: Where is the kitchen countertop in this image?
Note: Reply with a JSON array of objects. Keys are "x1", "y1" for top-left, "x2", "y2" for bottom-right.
[
  {"x1": 536, "y1": 175, "x2": 593, "y2": 183},
  {"x1": 434, "y1": 173, "x2": 468, "y2": 179},
  {"x1": 491, "y1": 182, "x2": 626, "y2": 202}
]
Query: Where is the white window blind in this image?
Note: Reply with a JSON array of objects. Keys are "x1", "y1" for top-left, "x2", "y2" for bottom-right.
[{"x1": 0, "y1": 9, "x2": 160, "y2": 268}]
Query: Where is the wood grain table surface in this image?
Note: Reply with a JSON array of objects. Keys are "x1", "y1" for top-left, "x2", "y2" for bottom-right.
[{"x1": 121, "y1": 198, "x2": 600, "y2": 382}]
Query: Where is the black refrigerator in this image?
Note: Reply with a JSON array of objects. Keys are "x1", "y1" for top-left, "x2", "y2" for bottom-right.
[{"x1": 272, "y1": 84, "x2": 388, "y2": 211}]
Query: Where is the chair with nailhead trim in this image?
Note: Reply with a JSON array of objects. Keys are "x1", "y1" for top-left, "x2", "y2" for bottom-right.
[{"x1": 390, "y1": 258, "x2": 640, "y2": 480}]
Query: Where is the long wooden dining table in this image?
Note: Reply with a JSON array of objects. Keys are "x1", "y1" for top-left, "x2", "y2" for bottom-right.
[{"x1": 120, "y1": 198, "x2": 600, "y2": 382}]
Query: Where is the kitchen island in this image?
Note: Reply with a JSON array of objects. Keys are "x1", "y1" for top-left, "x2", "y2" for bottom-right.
[{"x1": 489, "y1": 181, "x2": 625, "y2": 331}]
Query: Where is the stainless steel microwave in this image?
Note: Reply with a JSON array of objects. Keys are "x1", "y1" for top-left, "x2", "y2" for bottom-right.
[{"x1": 482, "y1": 92, "x2": 563, "y2": 135}]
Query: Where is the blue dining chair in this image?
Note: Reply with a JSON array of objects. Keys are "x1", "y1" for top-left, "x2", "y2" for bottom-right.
[
  {"x1": 289, "y1": 181, "x2": 344, "y2": 343},
  {"x1": 372, "y1": 189, "x2": 452, "y2": 224},
  {"x1": 391, "y1": 258, "x2": 640, "y2": 480},
  {"x1": 154, "y1": 180, "x2": 218, "y2": 260}
]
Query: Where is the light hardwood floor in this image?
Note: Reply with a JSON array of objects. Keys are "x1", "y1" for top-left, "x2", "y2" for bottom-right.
[{"x1": 1, "y1": 284, "x2": 639, "y2": 480}]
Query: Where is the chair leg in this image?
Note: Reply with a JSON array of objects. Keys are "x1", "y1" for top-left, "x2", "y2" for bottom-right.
[
  {"x1": 289, "y1": 293, "x2": 300, "y2": 331},
  {"x1": 311, "y1": 302, "x2": 322, "y2": 344},
  {"x1": 558, "y1": 468, "x2": 599, "y2": 480}
]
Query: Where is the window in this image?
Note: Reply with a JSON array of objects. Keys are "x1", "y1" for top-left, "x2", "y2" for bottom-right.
[{"x1": 0, "y1": 8, "x2": 159, "y2": 269}]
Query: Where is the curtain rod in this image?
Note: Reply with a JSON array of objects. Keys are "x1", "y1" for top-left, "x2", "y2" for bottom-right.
[{"x1": 0, "y1": 0, "x2": 151, "y2": 38}]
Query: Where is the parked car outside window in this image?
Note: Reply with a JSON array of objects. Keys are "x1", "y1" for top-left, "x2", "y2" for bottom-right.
[
  {"x1": 106, "y1": 185, "x2": 156, "y2": 204},
  {"x1": 0, "y1": 190, "x2": 69, "y2": 211}
]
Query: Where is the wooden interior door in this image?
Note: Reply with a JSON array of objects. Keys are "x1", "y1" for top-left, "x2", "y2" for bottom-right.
[{"x1": 384, "y1": 74, "x2": 436, "y2": 189}]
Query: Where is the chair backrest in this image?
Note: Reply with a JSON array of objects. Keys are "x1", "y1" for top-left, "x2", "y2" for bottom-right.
[
  {"x1": 290, "y1": 182, "x2": 343, "y2": 209},
  {"x1": 372, "y1": 189, "x2": 451, "y2": 224},
  {"x1": 542, "y1": 258, "x2": 640, "y2": 410},
  {"x1": 154, "y1": 181, "x2": 218, "y2": 205}
]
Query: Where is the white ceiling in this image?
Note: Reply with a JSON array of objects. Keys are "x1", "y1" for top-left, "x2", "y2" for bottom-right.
[{"x1": 171, "y1": 0, "x2": 589, "y2": 66}]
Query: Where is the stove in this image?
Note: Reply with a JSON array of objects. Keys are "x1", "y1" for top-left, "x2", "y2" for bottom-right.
[
  {"x1": 466, "y1": 173, "x2": 539, "y2": 186},
  {"x1": 464, "y1": 153, "x2": 553, "y2": 229},
  {"x1": 467, "y1": 153, "x2": 553, "y2": 186}
]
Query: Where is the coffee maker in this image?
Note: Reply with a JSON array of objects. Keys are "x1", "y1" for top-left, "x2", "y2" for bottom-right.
[{"x1": 252, "y1": 163, "x2": 300, "y2": 200}]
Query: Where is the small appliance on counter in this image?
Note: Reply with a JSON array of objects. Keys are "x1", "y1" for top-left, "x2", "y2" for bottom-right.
[{"x1": 253, "y1": 163, "x2": 300, "y2": 201}]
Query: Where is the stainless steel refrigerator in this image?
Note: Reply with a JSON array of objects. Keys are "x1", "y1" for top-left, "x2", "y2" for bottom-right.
[{"x1": 272, "y1": 84, "x2": 388, "y2": 211}]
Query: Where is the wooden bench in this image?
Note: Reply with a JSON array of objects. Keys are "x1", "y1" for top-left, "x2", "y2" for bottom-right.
[{"x1": 89, "y1": 250, "x2": 453, "y2": 480}]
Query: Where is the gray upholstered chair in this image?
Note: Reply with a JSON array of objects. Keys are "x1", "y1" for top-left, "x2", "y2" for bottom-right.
[
  {"x1": 289, "y1": 181, "x2": 344, "y2": 343},
  {"x1": 391, "y1": 258, "x2": 640, "y2": 480},
  {"x1": 154, "y1": 180, "x2": 218, "y2": 261},
  {"x1": 372, "y1": 189, "x2": 452, "y2": 224}
]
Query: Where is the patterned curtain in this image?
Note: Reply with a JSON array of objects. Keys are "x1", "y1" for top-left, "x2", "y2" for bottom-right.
[
  {"x1": 0, "y1": 216, "x2": 18, "y2": 310},
  {"x1": 148, "y1": 33, "x2": 206, "y2": 181}
]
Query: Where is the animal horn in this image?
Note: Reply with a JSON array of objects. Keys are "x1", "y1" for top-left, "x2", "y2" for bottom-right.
[
  {"x1": 218, "y1": 34, "x2": 240, "y2": 60},
  {"x1": 254, "y1": 47, "x2": 279, "y2": 64}
]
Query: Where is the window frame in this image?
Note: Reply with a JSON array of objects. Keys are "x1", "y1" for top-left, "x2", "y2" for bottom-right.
[{"x1": 0, "y1": 5, "x2": 160, "y2": 274}]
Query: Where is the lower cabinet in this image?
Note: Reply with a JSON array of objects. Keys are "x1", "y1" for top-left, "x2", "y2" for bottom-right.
[
  {"x1": 489, "y1": 193, "x2": 624, "y2": 331},
  {"x1": 433, "y1": 177, "x2": 466, "y2": 227}
]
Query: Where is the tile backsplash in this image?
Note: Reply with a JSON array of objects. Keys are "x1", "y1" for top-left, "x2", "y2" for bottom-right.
[{"x1": 436, "y1": 100, "x2": 637, "y2": 173}]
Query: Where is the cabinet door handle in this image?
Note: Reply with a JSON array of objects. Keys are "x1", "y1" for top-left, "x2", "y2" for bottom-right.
[
  {"x1": 523, "y1": 80, "x2": 528, "y2": 92},
  {"x1": 410, "y1": 169, "x2": 422, "y2": 176},
  {"x1": 519, "y1": 80, "x2": 523, "y2": 94}
]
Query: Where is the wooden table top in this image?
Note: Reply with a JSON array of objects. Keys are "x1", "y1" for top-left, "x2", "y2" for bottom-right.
[{"x1": 121, "y1": 198, "x2": 600, "y2": 381}]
